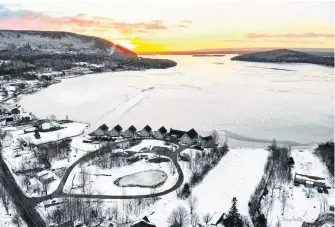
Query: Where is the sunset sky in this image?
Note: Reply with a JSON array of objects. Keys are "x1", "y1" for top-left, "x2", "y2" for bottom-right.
[{"x1": 0, "y1": 0, "x2": 334, "y2": 52}]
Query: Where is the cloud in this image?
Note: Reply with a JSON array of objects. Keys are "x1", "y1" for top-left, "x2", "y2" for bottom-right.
[
  {"x1": 0, "y1": 4, "x2": 34, "y2": 17},
  {"x1": 175, "y1": 19, "x2": 192, "y2": 28},
  {"x1": 220, "y1": 39, "x2": 324, "y2": 44},
  {"x1": 246, "y1": 32, "x2": 334, "y2": 39},
  {"x1": 0, "y1": 4, "x2": 169, "y2": 34}
]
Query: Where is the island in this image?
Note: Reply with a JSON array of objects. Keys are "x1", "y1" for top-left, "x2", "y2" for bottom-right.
[{"x1": 231, "y1": 49, "x2": 334, "y2": 67}]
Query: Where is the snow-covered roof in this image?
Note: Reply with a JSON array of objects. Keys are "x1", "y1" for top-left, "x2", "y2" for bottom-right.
[
  {"x1": 295, "y1": 173, "x2": 326, "y2": 184},
  {"x1": 208, "y1": 212, "x2": 225, "y2": 225},
  {"x1": 36, "y1": 170, "x2": 49, "y2": 177},
  {"x1": 1, "y1": 131, "x2": 13, "y2": 140}
]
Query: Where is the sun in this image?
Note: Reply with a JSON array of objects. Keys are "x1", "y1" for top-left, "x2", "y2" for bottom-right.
[{"x1": 114, "y1": 39, "x2": 135, "y2": 50}]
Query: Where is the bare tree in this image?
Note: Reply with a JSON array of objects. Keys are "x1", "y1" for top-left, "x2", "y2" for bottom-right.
[
  {"x1": 281, "y1": 188, "x2": 289, "y2": 215},
  {"x1": 191, "y1": 213, "x2": 200, "y2": 227},
  {"x1": 210, "y1": 129, "x2": 220, "y2": 146},
  {"x1": 203, "y1": 213, "x2": 211, "y2": 225},
  {"x1": 12, "y1": 210, "x2": 22, "y2": 227},
  {"x1": 49, "y1": 114, "x2": 57, "y2": 121},
  {"x1": 167, "y1": 205, "x2": 190, "y2": 227},
  {"x1": 241, "y1": 215, "x2": 253, "y2": 227},
  {"x1": 79, "y1": 165, "x2": 90, "y2": 194},
  {"x1": 188, "y1": 195, "x2": 198, "y2": 214}
]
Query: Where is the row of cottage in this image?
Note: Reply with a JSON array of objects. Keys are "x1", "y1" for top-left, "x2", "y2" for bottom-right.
[{"x1": 89, "y1": 124, "x2": 216, "y2": 147}]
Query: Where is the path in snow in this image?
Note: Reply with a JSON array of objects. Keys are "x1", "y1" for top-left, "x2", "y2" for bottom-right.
[{"x1": 88, "y1": 87, "x2": 154, "y2": 132}]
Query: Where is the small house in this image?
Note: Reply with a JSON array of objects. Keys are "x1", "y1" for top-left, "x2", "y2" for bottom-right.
[
  {"x1": 40, "y1": 172, "x2": 55, "y2": 184},
  {"x1": 0, "y1": 131, "x2": 14, "y2": 147},
  {"x1": 294, "y1": 173, "x2": 326, "y2": 187},
  {"x1": 108, "y1": 124, "x2": 123, "y2": 137},
  {"x1": 123, "y1": 125, "x2": 137, "y2": 138},
  {"x1": 180, "y1": 128, "x2": 199, "y2": 145},
  {"x1": 207, "y1": 212, "x2": 226, "y2": 226},
  {"x1": 131, "y1": 217, "x2": 156, "y2": 227},
  {"x1": 168, "y1": 128, "x2": 187, "y2": 140},
  {"x1": 36, "y1": 170, "x2": 49, "y2": 179},
  {"x1": 153, "y1": 126, "x2": 167, "y2": 139},
  {"x1": 41, "y1": 122, "x2": 51, "y2": 131},
  {"x1": 89, "y1": 124, "x2": 109, "y2": 137},
  {"x1": 198, "y1": 135, "x2": 215, "y2": 148},
  {"x1": 139, "y1": 125, "x2": 152, "y2": 137}
]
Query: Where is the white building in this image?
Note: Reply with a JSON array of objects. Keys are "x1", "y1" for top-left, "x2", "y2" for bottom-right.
[{"x1": 0, "y1": 131, "x2": 14, "y2": 147}]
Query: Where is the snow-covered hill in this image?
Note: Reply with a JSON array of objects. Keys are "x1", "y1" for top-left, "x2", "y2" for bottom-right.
[{"x1": 0, "y1": 30, "x2": 137, "y2": 58}]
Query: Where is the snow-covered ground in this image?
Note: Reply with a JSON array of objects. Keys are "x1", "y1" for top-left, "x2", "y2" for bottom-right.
[
  {"x1": 1, "y1": 122, "x2": 99, "y2": 197},
  {"x1": 9, "y1": 122, "x2": 88, "y2": 145},
  {"x1": 126, "y1": 139, "x2": 178, "y2": 152},
  {"x1": 139, "y1": 148, "x2": 269, "y2": 227},
  {"x1": 64, "y1": 153, "x2": 178, "y2": 195},
  {"x1": 265, "y1": 149, "x2": 334, "y2": 227},
  {"x1": 0, "y1": 197, "x2": 27, "y2": 227}
]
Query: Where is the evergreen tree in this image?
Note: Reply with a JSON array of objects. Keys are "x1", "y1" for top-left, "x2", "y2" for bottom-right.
[
  {"x1": 254, "y1": 214, "x2": 267, "y2": 227},
  {"x1": 223, "y1": 197, "x2": 243, "y2": 227},
  {"x1": 34, "y1": 130, "x2": 41, "y2": 139}
]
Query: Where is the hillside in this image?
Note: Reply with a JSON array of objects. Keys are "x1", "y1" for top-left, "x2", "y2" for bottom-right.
[
  {"x1": 231, "y1": 49, "x2": 334, "y2": 67},
  {"x1": 0, "y1": 30, "x2": 176, "y2": 79},
  {"x1": 0, "y1": 30, "x2": 136, "y2": 58}
]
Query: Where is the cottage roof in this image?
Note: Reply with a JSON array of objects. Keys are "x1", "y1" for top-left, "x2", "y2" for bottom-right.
[
  {"x1": 128, "y1": 125, "x2": 137, "y2": 133},
  {"x1": 187, "y1": 128, "x2": 198, "y2": 140},
  {"x1": 169, "y1": 128, "x2": 186, "y2": 138},
  {"x1": 201, "y1": 135, "x2": 214, "y2": 141},
  {"x1": 113, "y1": 124, "x2": 123, "y2": 132},
  {"x1": 208, "y1": 212, "x2": 225, "y2": 225},
  {"x1": 158, "y1": 126, "x2": 167, "y2": 134},
  {"x1": 143, "y1": 125, "x2": 152, "y2": 132},
  {"x1": 99, "y1": 124, "x2": 109, "y2": 132},
  {"x1": 295, "y1": 173, "x2": 326, "y2": 182},
  {"x1": 1, "y1": 131, "x2": 13, "y2": 140},
  {"x1": 131, "y1": 220, "x2": 156, "y2": 227}
]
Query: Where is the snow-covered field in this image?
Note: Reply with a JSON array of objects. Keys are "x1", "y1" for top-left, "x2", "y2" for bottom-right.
[
  {"x1": 19, "y1": 55, "x2": 334, "y2": 147},
  {"x1": 64, "y1": 153, "x2": 177, "y2": 195},
  {"x1": 265, "y1": 149, "x2": 334, "y2": 227},
  {"x1": 126, "y1": 139, "x2": 178, "y2": 152},
  {"x1": 9, "y1": 122, "x2": 88, "y2": 145},
  {"x1": 139, "y1": 148, "x2": 269, "y2": 227}
]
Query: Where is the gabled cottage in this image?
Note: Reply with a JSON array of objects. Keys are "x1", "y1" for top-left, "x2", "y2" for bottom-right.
[
  {"x1": 131, "y1": 216, "x2": 156, "y2": 227},
  {"x1": 139, "y1": 125, "x2": 152, "y2": 137},
  {"x1": 123, "y1": 125, "x2": 137, "y2": 138},
  {"x1": 169, "y1": 128, "x2": 187, "y2": 139},
  {"x1": 180, "y1": 128, "x2": 199, "y2": 145},
  {"x1": 89, "y1": 124, "x2": 109, "y2": 137},
  {"x1": 198, "y1": 135, "x2": 215, "y2": 148},
  {"x1": 153, "y1": 126, "x2": 167, "y2": 139},
  {"x1": 108, "y1": 124, "x2": 123, "y2": 137},
  {"x1": 207, "y1": 212, "x2": 226, "y2": 226},
  {"x1": 0, "y1": 131, "x2": 14, "y2": 147}
]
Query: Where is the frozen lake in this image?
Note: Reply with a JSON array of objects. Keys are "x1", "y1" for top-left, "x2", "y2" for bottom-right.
[{"x1": 19, "y1": 55, "x2": 334, "y2": 147}]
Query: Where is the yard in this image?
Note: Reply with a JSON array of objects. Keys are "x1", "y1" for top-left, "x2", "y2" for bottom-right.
[
  {"x1": 63, "y1": 152, "x2": 178, "y2": 196},
  {"x1": 263, "y1": 149, "x2": 334, "y2": 227}
]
